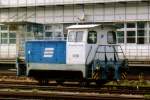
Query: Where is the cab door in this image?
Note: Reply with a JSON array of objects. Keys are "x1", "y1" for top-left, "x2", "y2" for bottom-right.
[
  {"x1": 85, "y1": 31, "x2": 98, "y2": 65},
  {"x1": 66, "y1": 30, "x2": 87, "y2": 64}
]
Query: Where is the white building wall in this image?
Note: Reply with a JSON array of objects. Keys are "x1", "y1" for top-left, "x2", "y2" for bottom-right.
[
  {"x1": 64, "y1": 6, "x2": 74, "y2": 22},
  {"x1": 115, "y1": 3, "x2": 126, "y2": 21},
  {"x1": 54, "y1": 6, "x2": 63, "y2": 23},
  {"x1": 0, "y1": 0, "x2": 146, "y2": 7},
  {"x1": 36, "y1": 7, "x2": 45, "y2": 23},
  {"x1": 0, "y1": 0, "x2": 149, "y2": 61},
  {"x1": 9, "y1": 8, "x2": 17, "y2": 22},
  {"x1": 74, "y1": 5, "x2": 85, "y2": 22},
  {"x1": 137, "y1": 3, "x2": 149, "y2": 20},
  {"x1": 126, "y1": 3, "x2": 137, "y2": 20},
  {"x1": 18, "y1": 8, "x2": 26, "y2": 21},
  {"x1": 104, "y1": 4, "x2": 115, "y2": 21},
  {"x1": 45, "y1": 7, "x2": 54, "y2": 23},
  {"x1": 27, "y1": 0, "x2": 35, "y2": 5},
  {"x1": 94, "y1": 4, "x2": 104, "y2": 22},
  {"x1": 1, "y1": 9, "x2": 9, "y2": 22},
  {"x1": 0, "y1": 2, "x2": 149, "y2": 23},
  {"x1": 27, "y1": 7, "x2": 35, "y2": 23},
  {"x1": 19, "y1": 0, "x2": 26, "y2": 5}
]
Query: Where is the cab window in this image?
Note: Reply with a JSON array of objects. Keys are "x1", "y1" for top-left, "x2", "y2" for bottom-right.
[
  {"x1": 87, "y1": 31, "x2": 97, "y2": 44},
  {"x1": 68, "y1": 31, "x2": 84, "y2": 42},
  {"x1": 107, "y1": 31, "x2": 116, "y2": 44}
]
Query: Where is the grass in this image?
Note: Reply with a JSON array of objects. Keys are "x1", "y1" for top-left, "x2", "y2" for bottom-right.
[
  {"x1": 105, "y1": 80, "x2": 150, "y2": 88},
  {"x1": 144, "y1": 94, "x2": 150, "y2": 99}
]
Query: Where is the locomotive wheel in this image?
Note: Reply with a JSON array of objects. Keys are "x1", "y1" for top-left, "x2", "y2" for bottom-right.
[
  {"x1": 38, "y1": 79, "x2": 49, "y2": 85},
  {"x1": 80, "y1": 80, "x2": 89, "y2": 87},
  {"x1": 107, "y1": 67, "x2": 115, "y2": 80},
  {"x1": 96, "y1": 80, "x2": 108, "y2": 86},
  {"x1": 18, "y1": 65, "x2": 26, "y2": 76},
  {"x1": 56, "y1": 80, "x2": 64, "y2": 85}
]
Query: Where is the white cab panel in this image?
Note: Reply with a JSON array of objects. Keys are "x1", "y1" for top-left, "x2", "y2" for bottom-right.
[
  {"x1": 67, "y1": 43, "x2": 85, "y2": 64},
  {"x1": 66, "y1": 29, "x2": 87, "y2": 64}
]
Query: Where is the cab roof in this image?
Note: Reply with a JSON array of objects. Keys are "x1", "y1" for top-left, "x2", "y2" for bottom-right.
[{"x1": 67, "y1": 24, "x2": 100, "y2": 29}]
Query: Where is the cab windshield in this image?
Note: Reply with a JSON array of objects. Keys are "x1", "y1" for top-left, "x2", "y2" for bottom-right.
[
  {"x1": 68, "y1": 31, "x2": 84, "y2": 42},
  {"x1": 87, "y1": 31, "x2": 97, "y2": 44}
]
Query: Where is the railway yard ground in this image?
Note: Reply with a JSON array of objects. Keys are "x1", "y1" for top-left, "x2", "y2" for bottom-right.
[{"x1": 0, "y1": 64, "x2": 149, "y2": 100}]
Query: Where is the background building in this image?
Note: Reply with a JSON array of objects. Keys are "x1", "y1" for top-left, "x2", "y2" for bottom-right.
[{"x1": 0, "y1": 0, "x2": 149, "y2": 62}]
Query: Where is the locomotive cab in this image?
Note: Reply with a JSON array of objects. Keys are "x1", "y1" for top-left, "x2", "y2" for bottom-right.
[
  {"x1": 66, "y1": 24, "x2": 128, "y2": 81},
  {"x1": 66, "y1": 24, "x2": 116, "y2": 65}
]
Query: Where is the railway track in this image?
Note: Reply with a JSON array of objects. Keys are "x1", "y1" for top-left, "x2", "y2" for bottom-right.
[
  {"x1": 0, "y1": 71, "x2": 149, "y2": 99},
  {"x1": 0, "y1": 83, "x2": 148, "y2": 100},
  {"x1": 0, "y1": 76, "x2": 149, "y2": 89},
  {"x1": 0, "y1": 70, "x2": 149, "y2": 88},
  {"x1": 0, "y1": 91, "x2": 146, "y2": 100},
  {"x1": 0, "y1": 83, "x2": 149, "y2": 93}
]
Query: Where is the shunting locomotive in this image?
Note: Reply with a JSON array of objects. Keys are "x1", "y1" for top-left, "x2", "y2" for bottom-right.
[{"x1": 16, "y1": 24, "x2": 128, "y2": 84}]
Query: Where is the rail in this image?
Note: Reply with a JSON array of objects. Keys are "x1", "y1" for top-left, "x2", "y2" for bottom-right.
[
  {"x1": 0, "y1": 83, "x2": 148, "y2": 99},
  {"x1": 0, "y1": 91, "x2": 145, "y2": 100}
]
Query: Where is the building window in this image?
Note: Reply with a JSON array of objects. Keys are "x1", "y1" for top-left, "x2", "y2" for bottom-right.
[
  {"x1": 1, "y1": 26, "x2": 8, "y2": 31},
  {"x1": 127, "y1": 31, "x2": 136, "y2": 43},
  {"x1": 127, "y1": 23, "x2": 135, "y2": 28},
  {"x1": 27, "y1": 32, "x2": 34, "y2": 40},
  {"x1": 116, "y1": 23, "x2": 124, "y2": 29},
  {"x1": 27, "y1": 24, "x2": 43, "y2": 33},
  {"x1": 34, "y1": 32, "x2": 43, "y2": 40},
  {"x1": 137, "y1": 30, "x2": 144, "y2": 44},
  {"x1": 117, "y1": 31, "x2": 124, "y2": 43},
  {"x1": 27, "y1": 25, "x2": 32, "y2": 32},
  {"x1": 9, "y1": 33, "x2": 16, "y2": 44},
  {"x1": 54, "y1": 32, "x2": 62, "y2": 37},
  {"x1": 9, "y1": 25, "x2": 18, "y2": 31},
  {"x1": 116, "y1": 22, "x2": 147, "y2": 44},
  {"x1": 45, "y1": 25, "x2": 52, "y2": 31},
  {"x1": 1, "y1": 33, "x2": 8, "y2": 44},
  {"x1": 45, "y1": 32, "x2": 53, "y2": 38},
  {"x1": 137, "y1": 22, "x2": 145, "y2": 28}
]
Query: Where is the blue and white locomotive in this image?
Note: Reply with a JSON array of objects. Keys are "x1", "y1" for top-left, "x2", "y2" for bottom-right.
[{"x1": 16, "y1": 24, "x2": 128, "y2": 84}]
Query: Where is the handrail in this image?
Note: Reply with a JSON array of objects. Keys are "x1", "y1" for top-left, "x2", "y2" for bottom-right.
[{"x1": 85, "y1": 45, "x2": 92, "y2": 65}]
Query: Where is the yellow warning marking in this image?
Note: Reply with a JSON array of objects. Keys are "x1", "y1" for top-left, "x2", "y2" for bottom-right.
[
  {"x1": 92, "y1": 71, "x2": 100, "y2": 80},
  {"x1": 121, "y1": 72, "x2": 127, "y2": 79}
]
